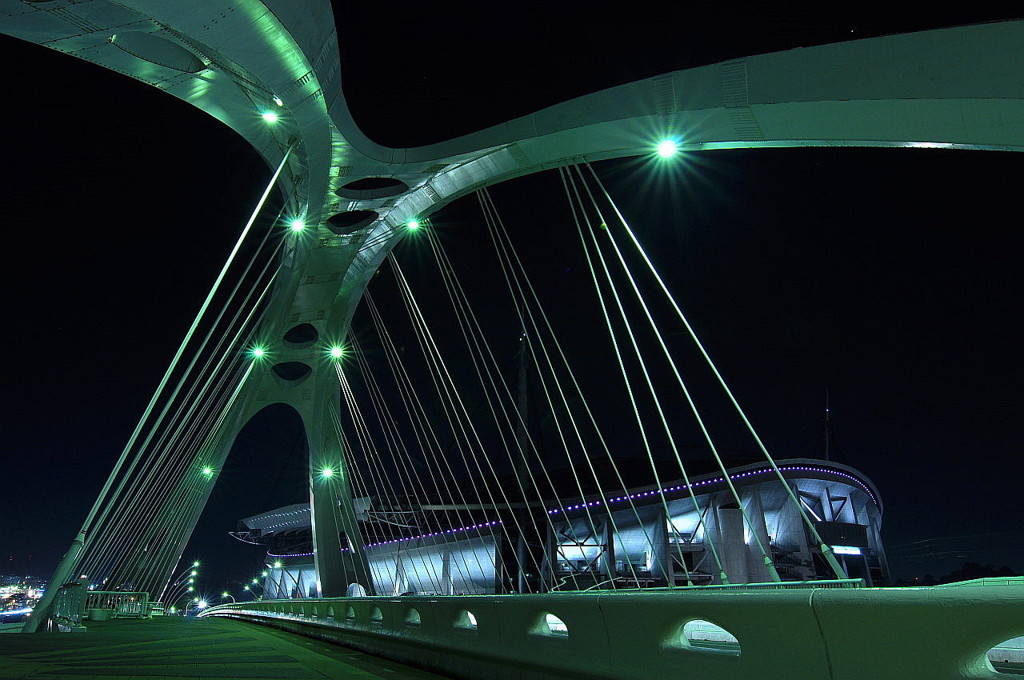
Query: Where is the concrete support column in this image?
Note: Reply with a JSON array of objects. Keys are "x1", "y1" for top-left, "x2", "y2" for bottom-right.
[
  {"x1": 602, "y1": 514, "x2": 616, "y2": 585},
  {"x1": 652, "y1": 505, "x2": 670, "y2": 584},
  {"x1": 302, "y1": 375, "x2": 374, "y2": 597},
  {"x1": 717, "y1": 500, "x2": 749, "y2": 584},
  {"x1": 441, "y1": 550, "x2": 454, "y2": 595},
  {"x1": 778, "y1": 483, "x2": 814, "y2": 580},
  {"x1": 744, "y1": 489, "x2": 773, "y2": 583}
]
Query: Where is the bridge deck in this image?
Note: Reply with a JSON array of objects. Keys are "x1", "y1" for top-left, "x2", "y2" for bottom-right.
[{"x1": 0, "y1": 616, "x2": 450, "y2": 680}]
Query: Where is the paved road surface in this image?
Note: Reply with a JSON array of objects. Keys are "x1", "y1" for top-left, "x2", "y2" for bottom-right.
[{"x1": 0, "y1": 616, "x2": 452, "y2": 680}]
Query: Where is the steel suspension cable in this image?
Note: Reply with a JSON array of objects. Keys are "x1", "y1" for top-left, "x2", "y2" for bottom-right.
[
  {"x1": 477, "y1": 186, "x2": 661, "y2": 588},
  {"x1": 574, "y1": 163, "x2": 785, "y2": 581},
  {"x1": 584, "y1": 162, "x2": 847, "y2": 580},
  {"x1": 551, "y1": 173, "x2": 697, "y2": 586}
]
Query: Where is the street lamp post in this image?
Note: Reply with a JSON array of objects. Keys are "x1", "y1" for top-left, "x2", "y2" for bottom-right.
[{"x1": 163, "y1": 560, "x2": 201, "y2": 606}]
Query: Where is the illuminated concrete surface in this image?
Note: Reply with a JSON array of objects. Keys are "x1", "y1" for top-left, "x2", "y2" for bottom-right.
[{"x1": 0, "y1": 616, "x2": 450, "y2": 680}]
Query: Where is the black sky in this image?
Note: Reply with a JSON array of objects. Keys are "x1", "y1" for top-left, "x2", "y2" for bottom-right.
[{"x1": 1, "y1": 4, "x2": 1021, "y2": 594}]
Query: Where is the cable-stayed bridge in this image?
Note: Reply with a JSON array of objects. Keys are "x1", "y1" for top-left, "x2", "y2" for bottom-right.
[{"x1": 1, "y1": 3, "x2": 1022, "y2": 679}]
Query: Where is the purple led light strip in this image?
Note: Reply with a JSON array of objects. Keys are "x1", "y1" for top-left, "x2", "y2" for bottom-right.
[
  {"x1": 547, "y1": 464, "x2": 878, "y2": 514},
  {"x1": 266, "y1": 466, "x2": 876, "y2": 558},
  {"x1": 266, "y1": 520, "x2": 505, "y2": 559},
  {"x1": 364, "y1": 520, "x2": 502, "y2": 548}
]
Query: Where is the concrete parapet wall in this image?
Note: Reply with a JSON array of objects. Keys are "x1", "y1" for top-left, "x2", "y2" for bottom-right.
[{"x1": 201, "y1": 584, "x2": 1024, "y2": 680}]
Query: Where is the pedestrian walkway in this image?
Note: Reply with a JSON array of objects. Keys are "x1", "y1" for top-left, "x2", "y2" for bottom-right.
[{"x1": 0, "y1": 616, "x2": 452, "y2": 679}]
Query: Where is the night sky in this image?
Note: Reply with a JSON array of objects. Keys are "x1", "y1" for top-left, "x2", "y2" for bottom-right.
[{"x1": 1, "y1": 4, "x2": 1021, "y2": 596}]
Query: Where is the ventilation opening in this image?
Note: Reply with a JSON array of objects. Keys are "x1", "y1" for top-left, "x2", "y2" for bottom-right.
[
  {"x1": 988, "y1": 635, "x2": 1024, "y2": 675},
  {"x1": 335, "y1": 177, "x2": 409, "y2": 200},
  {"x1": 405, "y1": 608, "x2": 421, "y2": 627},
  {"x1": 369, "y1": 606, "x2": 383, "y2": 624},
  {"x1": 454, "y1": 609, "x2": 477, "y2": 630},
  {"x1": 110, "y1": 32, "x2": 205, "y2": 73},
  {"x1": 283, "y1": 323, "x2": 318, "y2": 349},
  {"x1": 271, "y1": 362, "x2": 312, "y2": 386},
  {"x1": 539, "y1": 613, "x2": 568, "y2": 637},
  {"x1": 326, "y1": 607, "x2": 335, "y2": 619},
  {"x1": 345, "y1": 606, "x2": 355, "y2": 621},
  {"x1": 680, "y1": 619, "x2": 741, "y2": 656},
  {"x1": 327, "y1": 210, "x2": 377, "y2": 235}
]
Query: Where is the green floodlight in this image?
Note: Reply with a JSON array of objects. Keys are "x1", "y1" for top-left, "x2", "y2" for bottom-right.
[
  {"x1": 261, "y1": 571, "x2": 268, "y2": 577},
  {"x1": 249, "y1": 345, "x2": 267, "y2": 360},
  {"x1": 329, "y1": 345, "x2": 345, "y2": 360},
  {"x1": 244, "y1": 585, "x2": 250, "y2": 591},
  {"x1": 201, "y1": 466, "x2": 213, "y2": 477},
  {"x1": 273, "y1": 561, "x2": 282, "y2": 569},
  {"x1": 320, "y1": 466, "x2": 335, "y2": 479},
  {"x1": 406, "y1": 218, "x2": 420, "y2": 230},
  {"x1": 252, "y1": 578, "x2": 259, "y2": 584},
  {"x1": 191, "y1": 571, "x2": 198, "y2": 576},
  {"x1": 656, "y1": 139, "x2": 679, "y2": 158},
  {"x1": 188, "y1": 578, "x2": 194, "y2": 584},
  {"x1": 222, "y1": 591, "x2": 230, "y2": 597},
  {"x1": 187, "y1": 586, "x2": 194, "y2": 592},
  {"x1": 289, "y1": 218, "x2": 305, "y2": 232},
  {"x1": 272, "y1": 96, "x2": 284, "y2": 107},
  {"x1": 261, "y1": 111, "x2": 279, "y2": 123},
  {"x1": 193, "y1": 561, "x2": 200, "y2": 567}
]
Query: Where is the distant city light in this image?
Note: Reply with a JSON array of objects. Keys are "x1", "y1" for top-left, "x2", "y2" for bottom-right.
[
  {"x1": 261, "y1": 111, "x2": 279, "y2": 123},
  {"x1": 656, "y1": 139, "x2": 679, "y2": 158},
  {"x1": 289, "y1": 218, "x2": 305, "y2": 232}
]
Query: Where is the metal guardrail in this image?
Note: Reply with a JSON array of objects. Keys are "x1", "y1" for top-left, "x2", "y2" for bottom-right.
[
  {"x1": 84, "y1": 591, "x2": 150, "y2": 619},
  {"x1": 628, "y1": 578, "x2": 866, "y2": 592},
  {"x1": 50, "y1": 579, "x2": 88, "y2": 632},
  {"x1": 938, "y1": 576, "x2": 1024, "y2": 588},
  {"x1": 35, "y1": 587, "x2": 152, "y2": 631},
  {"x1": 201, "y1": 583, "x2": 1024, "y2": 680}
]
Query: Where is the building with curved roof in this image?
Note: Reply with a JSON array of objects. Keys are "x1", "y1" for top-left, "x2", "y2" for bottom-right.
[{"x1": 235, "y1": 458, "x2": 886, "y2": 598}]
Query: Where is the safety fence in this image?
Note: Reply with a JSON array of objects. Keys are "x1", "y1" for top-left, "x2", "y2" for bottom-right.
[
  {"x1": 37, "y1": 584, "x2": 153, "y2": 631},
  {"x1": 50, "y1": 580, "x2": 88, "y2": 632},
  {"x1": 84, "y1": 591, "x2": 150, "y2": 620}
]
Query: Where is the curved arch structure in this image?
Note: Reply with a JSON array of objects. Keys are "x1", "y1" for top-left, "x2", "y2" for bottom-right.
[{"x1": 4, "y1": 3, "x2": 1022, "y2": 598}]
